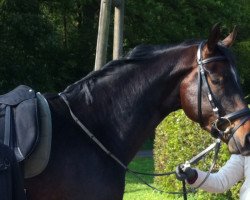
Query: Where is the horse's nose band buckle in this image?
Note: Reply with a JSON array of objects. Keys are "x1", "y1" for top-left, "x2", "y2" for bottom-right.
[
  {"x1": 211, "y1": 108, "x2": 250, "y2": 140},
  {"x1": 213, "y1": 117, "x2": 232, "y2": 134}
]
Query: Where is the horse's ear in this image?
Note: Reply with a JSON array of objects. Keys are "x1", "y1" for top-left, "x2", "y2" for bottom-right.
[
  {"x1": 206, "y1": 23, "x2": 221, "y2": 54},
  {"x1": 221, "y1": 26, "x2": 237, "y2": 47}
]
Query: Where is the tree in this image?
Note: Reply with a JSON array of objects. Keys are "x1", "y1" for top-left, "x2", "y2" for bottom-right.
[
  {"x1": 0, "y1": 0, "x2": 59, "y2": 92},
  {"x1": 0, "y1": 0, "x2": 249, "y2": 94}
]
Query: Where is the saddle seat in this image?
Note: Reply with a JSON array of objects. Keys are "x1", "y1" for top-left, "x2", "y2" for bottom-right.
[
  {"x1": 0, "y1": 85, "x2": 35, "y2": 106},
  {"x1": 0, "y1": 85, "x2": 52, "y2": 178}
]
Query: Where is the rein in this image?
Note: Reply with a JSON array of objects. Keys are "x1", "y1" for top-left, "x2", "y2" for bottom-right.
[
  {"x1": 59, "y1": 93, "x2": 175, "y2": 183},
  {"x1": 59, "y1": 92, "x2": 221, "y2": 200}
]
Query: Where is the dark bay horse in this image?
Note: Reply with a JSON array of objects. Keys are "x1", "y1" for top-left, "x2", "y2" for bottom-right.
[{"x1": 25, "y1": 24, "x2": 250, "y2": 199}]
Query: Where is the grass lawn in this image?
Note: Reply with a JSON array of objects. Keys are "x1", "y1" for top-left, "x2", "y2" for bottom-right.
[{"x1": 124, "y1": 157, "x2": 189, "y2": 200}]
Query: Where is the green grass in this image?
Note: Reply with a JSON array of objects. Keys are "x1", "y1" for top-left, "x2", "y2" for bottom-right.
[
  {"x1": 125, "y1": 155, "x2": 238, "y2": 200},
  {"x1": 124, "y1": 157, "x2": 192, "y2": 200}
]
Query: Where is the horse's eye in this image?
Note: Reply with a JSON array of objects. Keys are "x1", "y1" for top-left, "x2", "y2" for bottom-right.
[{"x1": 211, "y1": 78, "x2": 221, "y2": 85}]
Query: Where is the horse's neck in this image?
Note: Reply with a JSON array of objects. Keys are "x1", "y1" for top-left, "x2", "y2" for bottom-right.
[
  {"x1": 114, "y1": 59, "x2": 190, "y2": 162},
  {"x1": 66, "y1": 48, "x2": 194, "y2": 164}
]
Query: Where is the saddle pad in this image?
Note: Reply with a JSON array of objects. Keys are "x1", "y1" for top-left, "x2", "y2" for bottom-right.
[{"x1": 24, "y1": 92, "x2": 52, "y2": 178}]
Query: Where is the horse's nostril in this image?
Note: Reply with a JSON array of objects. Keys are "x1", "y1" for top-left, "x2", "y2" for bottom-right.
[{"x1": 245, "y1": 133, "x2": 250, "y2": 145}]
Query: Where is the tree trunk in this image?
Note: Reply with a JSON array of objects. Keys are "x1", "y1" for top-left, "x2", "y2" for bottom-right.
[
  {"x1": 94, "y1": 0, "x2": 112, "y2": 71},
  {"x1": 113, "y1": 0, "x2": 124, "y2": 60}
]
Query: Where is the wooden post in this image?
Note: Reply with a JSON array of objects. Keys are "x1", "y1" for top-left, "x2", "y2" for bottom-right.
[
  {"x1": 94, "y1": 0, "x2": 112, "y2": 71},
  {"x1": 113, "y1": 0, "x2": 124, "y2": 60}
]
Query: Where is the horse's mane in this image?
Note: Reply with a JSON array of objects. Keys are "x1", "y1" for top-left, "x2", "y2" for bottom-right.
[
  {"x1": 124, "y1": 44, "x2": 172, "y2": 60},
  {"x1": 124, "y1": 39, "x2": 201, "y2": 60},
  {"x1": 63, "y1": 39, "x2": 235, "y2": 95},
  {"x1": 63, "y1": 43, "x2": 180, "y2": 93}
]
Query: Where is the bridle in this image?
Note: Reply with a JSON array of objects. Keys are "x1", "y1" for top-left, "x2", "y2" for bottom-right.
[{"x1": 197, "y1": 41, "x2": 250, "y2": 140}]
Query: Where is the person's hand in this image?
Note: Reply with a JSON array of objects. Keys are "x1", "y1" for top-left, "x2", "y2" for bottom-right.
[{"x1": 175, "y1": 164, "x2": 197, "y2": 183}]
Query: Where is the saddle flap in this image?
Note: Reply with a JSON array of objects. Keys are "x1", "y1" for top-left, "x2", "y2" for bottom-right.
[
  {"x1": 14, "y1": 98, "x2": 39, "y2": 161},
  {"x1": 0, "y1": 86, "x2": 52, "y2": 177},
  {"x1": 0, "y1": 85, "x2": 39, "y2": 162},
  {"x1": 0, "y1": 85, "x2": 36, "y2": 106}
]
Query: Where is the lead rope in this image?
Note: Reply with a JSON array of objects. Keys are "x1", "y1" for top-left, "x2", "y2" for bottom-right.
[
  {"x1": 193, "y1": 139, "x2": 221, "y2": 189},
  {"x1": 182, "y1": 180, "x2": 188, "y2": 200}
]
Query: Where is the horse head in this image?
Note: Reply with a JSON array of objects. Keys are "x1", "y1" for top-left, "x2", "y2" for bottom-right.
[{"x1": 180, "y1": 24, "x2": 250, "y2": 156}]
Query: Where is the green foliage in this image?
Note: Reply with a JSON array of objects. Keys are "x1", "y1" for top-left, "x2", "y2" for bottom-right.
[
  {"x1": 154, "y1": 110, "x2": 242, "y2": 199},
  {"x1": 234, "y1": 40, "x2": 250, "y2": 99},
  {"x1": 0, "y1": 0, "x2": 60, "y2": 92},
  {"x1": 124, "y1": 0, "x2": 250, "y2": 46},
  {"x1": 124, "y1": 0, "x2": 250, "y2": 97},
  {"x1": 0, "y1": 0, "x2": 249, "y2": 95},
  {"x1": 0, "y1": 0, "x2": 99, "y2": 93}
]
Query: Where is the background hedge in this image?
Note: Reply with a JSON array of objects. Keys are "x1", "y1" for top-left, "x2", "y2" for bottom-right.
[
  {"x1": 154, "y1": 110, "x2": 243, "y2": 200},
  {"x1": 234, "y1": 40, "x2": 250, "y2": 101}
]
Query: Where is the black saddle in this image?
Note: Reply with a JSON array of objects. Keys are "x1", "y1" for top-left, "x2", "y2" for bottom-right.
[{"x1": 0, "y1": 85, "x2": 39, "y2": 162}]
